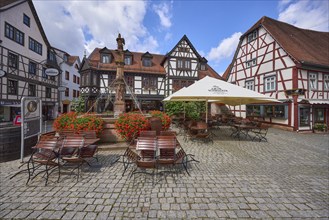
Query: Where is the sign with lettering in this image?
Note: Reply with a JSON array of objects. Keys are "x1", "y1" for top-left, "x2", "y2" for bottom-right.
[
  {"x1": 0, "y1": 70, "x2": 6, "y2": 77},
  {"x1": 45, "y1": 68, "x2": 59, "y2": 76},
  {"x1": 208, "y1": 85, "x2": 228, "y2": 94}
]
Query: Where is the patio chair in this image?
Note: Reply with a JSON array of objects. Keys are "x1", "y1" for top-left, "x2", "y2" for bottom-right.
[
  {"x1": 157, "y1": 136, "x2": 176, "y2": 166},
  {"x1": 26, "y1": 136, "x2": 63, "y2": 186},
  {"x1": 131, "y1": 137, "x2": 157, "y2": 178},
  {"x1": 160, "y1": 131, "x2": 177, "y2": 136},
  {"x1": 139, "y1": 130, "x2": 157, "y2": 137},
  {"x1": 60, "y1": 136, "x2": 86, "y2": 181},
  {"x1": 173, "y1": 147, "x2": 200, "y2": 176},
  {"x1": 252, "y1": 123, "x2": 270, "y2": 142}
]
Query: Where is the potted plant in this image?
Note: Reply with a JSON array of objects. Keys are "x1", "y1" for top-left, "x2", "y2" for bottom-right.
[{"x1": 313, "y1": 123, "x2": 328, "y2": 133}]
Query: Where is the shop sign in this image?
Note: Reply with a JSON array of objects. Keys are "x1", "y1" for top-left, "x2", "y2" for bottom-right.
[
  {"x1": 45, "y1": 68, "x2": 59, "y2": 76},
  {"x1": 0, "y1": 70, "x2": 6, "y2": 77}
]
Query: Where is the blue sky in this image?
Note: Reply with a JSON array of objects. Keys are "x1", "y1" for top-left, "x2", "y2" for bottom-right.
[{"x1": 34, "y1": 0, "x2": 329, "y2": 75}]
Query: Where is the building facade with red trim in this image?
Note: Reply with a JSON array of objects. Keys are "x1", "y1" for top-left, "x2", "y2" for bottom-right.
[{"x1": 223, "y1": 16, "x2": 329, "y2": 131}]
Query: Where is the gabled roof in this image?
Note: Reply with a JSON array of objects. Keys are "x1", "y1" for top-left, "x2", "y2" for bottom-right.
[
  {"x1": 1, "y1": 0, "x2": 52, "y2": 49},
  {"x1": 243, "y1": 16, "x2": 329, "y2": 68},
  {"x1": 161, "y1": 35, "x2": 203, "y2": 65},
  {"x1": 67, "y1": 56, "x2": 80, "y2": 66},
  {"x1": 87, "y1": 48, "x2": 166, "y2": 75}
]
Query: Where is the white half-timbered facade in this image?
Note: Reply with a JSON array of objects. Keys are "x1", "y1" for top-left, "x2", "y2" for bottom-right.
[
  {"x1": 0, "y1": 0, "x2": 60, "y2": 122},
  {"x1": 80, "y1": 35, "x2": 220, "y2": 113},
  {"x1": 223, "y1": 16, "x2": 329, "y2": 131},
  {"x1": 53, "y1": 48, "x2": 81, "y2": 114}
]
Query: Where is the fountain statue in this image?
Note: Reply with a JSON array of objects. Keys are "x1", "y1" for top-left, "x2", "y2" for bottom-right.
[{"x1": 113, "y1": 33, "x2": 126, "y2": 117}]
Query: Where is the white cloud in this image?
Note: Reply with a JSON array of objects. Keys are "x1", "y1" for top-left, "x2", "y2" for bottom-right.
[
  {"x1": 278, "y1": 0, "x2": 329, "y2": 31},
  {"x1": 33, "y1": 1, "x2": 160, "y2": 58},
  {"x1": 152, "y1": 1, "x2": 173, "y2": 29},
  {"x1": 206, "y1": 32, "x2": 242, "y2": 63}
]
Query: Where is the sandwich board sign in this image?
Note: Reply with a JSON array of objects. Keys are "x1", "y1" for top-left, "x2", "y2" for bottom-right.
[{"x1": 21, "y1": 97, "x2": 42, "y2": 162}]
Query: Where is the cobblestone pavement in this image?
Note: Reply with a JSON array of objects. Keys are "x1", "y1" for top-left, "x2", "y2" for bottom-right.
[{"x1": 0, "y1": 127, "x2": 328, "y2": 219}]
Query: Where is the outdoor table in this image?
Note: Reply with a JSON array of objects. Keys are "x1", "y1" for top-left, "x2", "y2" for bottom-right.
[{"x1": 231, "y1": 124, "x2": 257, "y2": 140}]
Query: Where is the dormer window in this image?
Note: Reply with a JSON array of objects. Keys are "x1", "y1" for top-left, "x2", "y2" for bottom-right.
[
  {"x1": 125, "y1": 56, "x2": 132, "y2": 65},
  {"x1": 141, "y1": 52, "x2": 153, "y2": 67},
  {"x1": 247, "y1": 30, "x2": 257, "y2": 42},
  {"x1": 199, "y1": 57, "x2": 207, "y2": 71},
  {"x1": 200, "y1": 64, "x2": 206, "y2": 71},
  {"x1": 63, "y1": 54, "x2": 68, "y2": 62},
  {"x1": 101, "y1": 54, "x2": 110, "y2": 63}
]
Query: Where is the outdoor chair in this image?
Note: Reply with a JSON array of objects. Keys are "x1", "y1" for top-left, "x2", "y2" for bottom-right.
[
  {"x1": 173, "y1": 147, "x2": 200, "y2": 176},
  {"x1": 121, "y1": 148, "x2": 141, "y2": 176},
  {"x1": 139, "y1": 130, "x2": 157, "y2": 137},
  {"x1": 60, "y1": 136, "x2": 86, "y2": 181},
  {"x1": 26, "y1": 136, "x2": 63, "y2": 186},
  {"x1": 159, "y1": 131, "x2": 177, "y2": 136},
  {"x1": 157, "y1": 136, "x2": 176, "y2": 166},
  {"x1": 131, "y1": 137, "x2": 157, "y2": 178},
  {"x1": 252, "y1": 123, "x2": 270, "y2": 142}
]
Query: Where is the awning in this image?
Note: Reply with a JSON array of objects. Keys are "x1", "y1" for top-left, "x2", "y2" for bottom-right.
[{"x1": 308, "y1": 100, "x2": 329, "y2": 105}]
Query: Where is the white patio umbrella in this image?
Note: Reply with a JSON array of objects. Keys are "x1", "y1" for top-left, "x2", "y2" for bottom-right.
[{"x1": 163, "y1": 76, "x2": 280, "y2": 122}]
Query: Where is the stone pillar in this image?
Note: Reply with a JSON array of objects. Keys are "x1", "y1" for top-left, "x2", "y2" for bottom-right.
[{"x1": 113, "y1": 33, "x2": 126, "y2": 117}]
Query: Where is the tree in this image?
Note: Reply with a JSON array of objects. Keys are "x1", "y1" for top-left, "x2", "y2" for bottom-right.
[{"x1": 71, "y1": 96, "x2": 85, "y2": 113}]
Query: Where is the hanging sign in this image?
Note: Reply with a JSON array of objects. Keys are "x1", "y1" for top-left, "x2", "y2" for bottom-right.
[
  {"x1": 0, "y1": 70, "x2": 6, "y2": 77},
  {"x1": 45, "y1": 68, "x2": 59, "y2": 76}
]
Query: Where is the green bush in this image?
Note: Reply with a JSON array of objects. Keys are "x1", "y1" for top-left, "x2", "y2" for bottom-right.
[
  {"x1": 164, "y1": 101, "x2": 206, "y2": 121},
  {"x1": 314, "y1": 123, "x2": 327, "y2": 131}
]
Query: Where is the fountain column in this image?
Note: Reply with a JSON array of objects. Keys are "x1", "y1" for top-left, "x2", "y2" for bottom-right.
[{"x1": 113, "y1": 33, "x2": 126, "y2": 117}]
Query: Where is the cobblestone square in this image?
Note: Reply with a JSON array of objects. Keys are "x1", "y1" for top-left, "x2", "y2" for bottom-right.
[{"x1": 0, "y1": 127, "x2": 328, "y2": 219}]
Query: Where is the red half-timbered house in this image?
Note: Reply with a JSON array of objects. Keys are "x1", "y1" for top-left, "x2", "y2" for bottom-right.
[{"x1": 223, "y1": 16, "x2": 329, "y2": 131}]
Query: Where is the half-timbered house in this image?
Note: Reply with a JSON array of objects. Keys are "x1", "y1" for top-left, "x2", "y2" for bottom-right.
[
  {"x1": 80, "y1": 35, "x2": 220, "y2": 113},
  {"x1": 0, "y1": 0, "x2": 60, "y2": 121},
  {"x1": 223, "y1": 16, "x2": 329, "y2": 131}
]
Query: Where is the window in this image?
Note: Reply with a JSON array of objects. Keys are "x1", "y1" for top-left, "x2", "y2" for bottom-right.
[
  {"x1": 42, "y1": 68, "x2": 48, "y2": 79},
  {"x1": 65, "y1": 88, "x2": 69, "y2": 97},
  {"x1": 247, "y1": 30, "x2": 257, "y2": 42},
  {"x1": 29, "y1": 37, "x2": 42, "y2": 55},
  {"x1": 246, "y1": 105, "x2": 261, "y2": 117},
  {"x1": 172, "y1": 79, "x2": 194, "y2": 91},
  {"x1": 8, "y1": 80, "x2": 18, "y2": 95},
  {"x1": 324, "y1": 75, "x2": 329, "y2": 90},
  {"x1": 73, "y1": 90, "x2": 77, "y2": 98},
  {"x1": 200, "y1": 63, "x2": 206, "y2": 71},
  {"x1": 184, "y1": 60, "x2": 191, "y2": 69},
  {"x1": 46, "y1": 87, "x2": 51, "y2": 98},
  {"x1": 125, "y1": 75, "x2": 134, "y2": 89},
  {"x1": 65, "y1": 71, "x2": 69, "y2": 80},
  {"x1": 63, "y1": 54, "x2": 68, "y2": 62},
  {"x1": 7, "y1": 80, "x2": 18, "y2": 95},
  {"x1": 142, "y1": 58, "x2": 152, "y2": 67},
  {"x1": 142, "y1": 76, "x2": 157, "y2": 89},
  {"x1": 28, "y1": 61, "x2": 37, "y2": 75},
  {"x1": 177, "y1": 59, "x2": 191, "y2": 70},
  {"x1": 264, "y1": 75, "x2": 276, "y2": 92},
  {"x1": 48, "y1": 51, "x2": 56, "y2": 62},
  {"x1": 247, "y1": 104, "x2": 287, "y2": 119},
  {"x1": 309, "y1": 72, "x2": 317, "y2": 90},
  {"x1": 314, "y1": 108, "x2": 325, "y2": 123},
  {"x1": 73, "y1": 75, "x2": 77, "y2": 83},
  {"x1": 124, "y1": 56, "x2": 132, "y2": 65},
  {"x1": 23, "y1": 14, "x2": 30, "y2": 27},
  {"x1": 28, "y1": 84, "x2": 36, "y2": 96},
  {"x1": 8, "y1": 52, "x2": 18, "y2": 69},
  {"x1": 245, "y1": 80, "x2": 254, "y2": 90},
  {"x1": 5, "y1": 22, "x2": 24, "y2": 45},
  {"x1": 264, "y1": 105, "x2": 286, "y2": 118},
  {"x1": 101, "y1": 54, "x2": 110, "y2": 63},
  {"x1": 77, "y1": 77, "x2": 80, "y2": 85},
  {"x1": 77, "y1": 91, "x2": 80, "y2": 97},
  {"x1": 246, "y1": 58, "x2": 257, "y2": 68},
  {"x1": 178, "y1": 47, "x2": 189, "y2": 52}
]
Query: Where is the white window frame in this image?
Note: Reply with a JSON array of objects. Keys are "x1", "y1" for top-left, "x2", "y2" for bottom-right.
[
  {"x1": 101, "y1": 54, "x2": 110, "y2": 63},
  {"x1": 247, "y1": 30, "x2": 257, "y2": 42},
  {"x1": 245, "y1": 80, "x2": 254, "y2": 91},
  {"x1": 246, "y1": 58, "x2": 257, "y2": 68},
  {"x1": 264, "y1": 75, "x2": 276, "y2": 92},
  {"x1": 309, "y1": 72, "x2": 317, "y2": 90}
]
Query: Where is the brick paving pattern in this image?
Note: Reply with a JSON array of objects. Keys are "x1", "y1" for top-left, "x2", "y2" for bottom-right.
[{"x1": 0, "y1": 127, "x2": 328, "y2": 219}]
